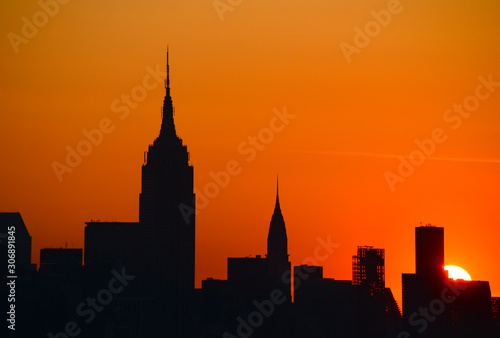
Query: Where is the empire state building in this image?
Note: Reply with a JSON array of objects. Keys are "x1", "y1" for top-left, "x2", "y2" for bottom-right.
[{"x1": 139, "y1": 49, "x2": 195, "y2": 336}]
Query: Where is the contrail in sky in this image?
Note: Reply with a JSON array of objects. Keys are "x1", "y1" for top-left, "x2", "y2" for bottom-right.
[{"x1": 290, "y1": 150, "x2": 500, "y2": 164}]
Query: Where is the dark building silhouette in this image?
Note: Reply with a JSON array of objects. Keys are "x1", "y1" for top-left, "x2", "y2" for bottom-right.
[
  {"x1": 294, "y1": 264, "x2": 323, "y2": 281},
  {"x1": 199, "y1": 183, "x2": 291, "y2": 337},
  {"x1": 350, "y1": 246, "x2": 399, "y2": 338},
  {"x1": 83, "y1": 223, "x2": 156, "y2": 337},
  {"x1": 266, "y1": 181, "x2": 291, "y2": 302},
  {"x1": 8, "y1": 52, "x2": 500, "y2": 337},
  {"x1": 384, "y1": 287, "x2": 403, "y2": 335},
  {"x1": 415, "y1": 224, "x2": 445, "y2": 278},
  {"x1": 37, "y1": 248, "x2": 84, "y2": 338},
  {"x1": 84, "y1": 222, "x2": 140, "y2": 266},
  {"x1": 84, "y1": 221, "x2": 151, "y2": 297},
  {"x1": 138, "y1": 48, "x2": 195, "y2": 337},
  {"x1": 293, "y1": 276, "x2": 356, "y2": 337},
  {"x1": 402, "y1": 225, "x2": 449, "y2": 337},
  {"x1": 493, "y1": 297, "x2": 500, "y2": 334},
  {"x1": 493, "y1": 297, "x2": 500, "y2": 319},
  {"x1": 40, "y1": 248, "x2": 82, "y2": 268},
  {"x1": 0, "y1": 212, "x2": 33, "y2": 272},
  {"x1": 292, "y1": 247, "x2": 400, "y2": 338},
  {"x1": 294, "y1": 257, "x2": 393, "y2": 337},
  {"x1": 352, "y1": 246, "x2": 385, "y2": 295},
  {"x1": 82, "y1": 50, "x2": 195, "y2": 337},
  {"x1": 221, "y1": 181, "x2": 291, "y2": 302},
  {"x1": 228, "y1": 256, "x2": 268, "y2": 289},
  {"x1": 448, "y1": 280, "x2": 494, "y2": 337},
  {"x1": 351, "y1": 246, "x2": 388, "y2": 337},
  {"x1": 0, "y1": 212, "x2": 37, "y2": 337},
  {"x1": 401, "y1": 224, "x2": 495, "y2": 337}
]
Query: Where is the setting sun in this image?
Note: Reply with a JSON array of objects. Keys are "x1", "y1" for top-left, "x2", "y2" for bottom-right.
[{"x1": 445, "y1": 265, "x2": 472, "y2": 281}]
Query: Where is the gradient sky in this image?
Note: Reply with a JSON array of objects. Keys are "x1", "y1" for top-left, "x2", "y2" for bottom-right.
[{"x1": 1, "y1": 0, "x2": 500, "y2": 306}]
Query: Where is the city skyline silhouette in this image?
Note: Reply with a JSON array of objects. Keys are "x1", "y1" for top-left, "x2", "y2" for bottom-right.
[
  {"x1": 3, "y1": 2, "x2": 500, "y2": 312},
  {"x1": 2, "y1": 1, "x2": 500, "y2": 337},
  {"x1": 2, "y1": 50, "x2": 500, "y2": 336}
]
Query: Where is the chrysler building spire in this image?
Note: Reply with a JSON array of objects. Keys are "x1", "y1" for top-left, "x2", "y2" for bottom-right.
[
  {"x1": 268, "y1": 178, "x2": 288, "y2": 258},
  {"x1": 266, "y1": 178, "x2": 291, "y2": 302},
  {"x1": 275, "y1": 176, "x2": 281, "y2": 212}
]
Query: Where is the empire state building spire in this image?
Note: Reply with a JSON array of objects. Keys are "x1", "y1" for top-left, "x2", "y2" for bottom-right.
[
  {"x1": 275, "y1": 176, "x2": 281, "y2": 213},
  {"x1": 159, "y1": 46, "x2": 178, "y2": 141},
  {"x1": 165, "y1": 46, "x2": 171, "y2": 96}
]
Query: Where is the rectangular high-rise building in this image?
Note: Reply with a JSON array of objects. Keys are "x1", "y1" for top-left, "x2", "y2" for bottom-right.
[{"x1": 415, "y1": 225, "x2": 444, "y2": 278}]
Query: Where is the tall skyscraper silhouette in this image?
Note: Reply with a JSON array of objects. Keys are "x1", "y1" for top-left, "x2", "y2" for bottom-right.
[
  {"x1": 267, "y1": 179, "x2": 291, "y2": 301},
  {"x1": 402, "y1": 225, "x2": 448, "y2": 337},
  {"x1": 402, "y1": 225, "x2": 495, "y2": 337},
  {"x1": 82, "y1": 50, "x2": 196, "y2": 336},
  {"x1": 415, "y1": 225, "x2": 445, "y2": 279},
  {"x1": 139, "y1": 48, "x2": 196, "y2": 336}
]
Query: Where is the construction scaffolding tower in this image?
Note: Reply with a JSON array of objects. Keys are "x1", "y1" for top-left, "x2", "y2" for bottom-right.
[{"x1": 352, "y1": 246, "x2": 385, "y2": 295}]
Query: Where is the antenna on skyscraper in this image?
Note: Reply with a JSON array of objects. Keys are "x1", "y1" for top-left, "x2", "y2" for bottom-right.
[{"x1": 165, "y1": 46, "x2": 170, "y2": 91}]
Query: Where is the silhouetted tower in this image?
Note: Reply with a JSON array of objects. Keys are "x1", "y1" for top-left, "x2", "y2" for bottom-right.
[
  {"x1": 415, "y1": 224, "x2": 445, "y2": 279},
  {"x1": 402, "y1": 225, "x2": 448, "y2": 337},
  {"x1": 267, "y1": 179, "x2": 291, "y2": 301},
  {"x1": 352, "y1": 246, "x2": 385, "y2": 295},
  {"x1": 139, "y1": 48, "x2": 195, "y2": 336}
]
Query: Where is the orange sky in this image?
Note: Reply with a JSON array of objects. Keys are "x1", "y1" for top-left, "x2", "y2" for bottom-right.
[{"x1": 1, "y1": 0, "x2": 500, "y2": 307}]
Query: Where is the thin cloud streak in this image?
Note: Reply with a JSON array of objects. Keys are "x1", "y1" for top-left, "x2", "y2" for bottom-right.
[{"x1": 289, "y1": 150, "x2": 500, "y2": 164}]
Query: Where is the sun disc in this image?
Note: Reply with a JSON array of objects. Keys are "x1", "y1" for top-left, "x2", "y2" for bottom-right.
[{"x1": 445, "y1": 265, "x2": 471, "y2": 281}]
